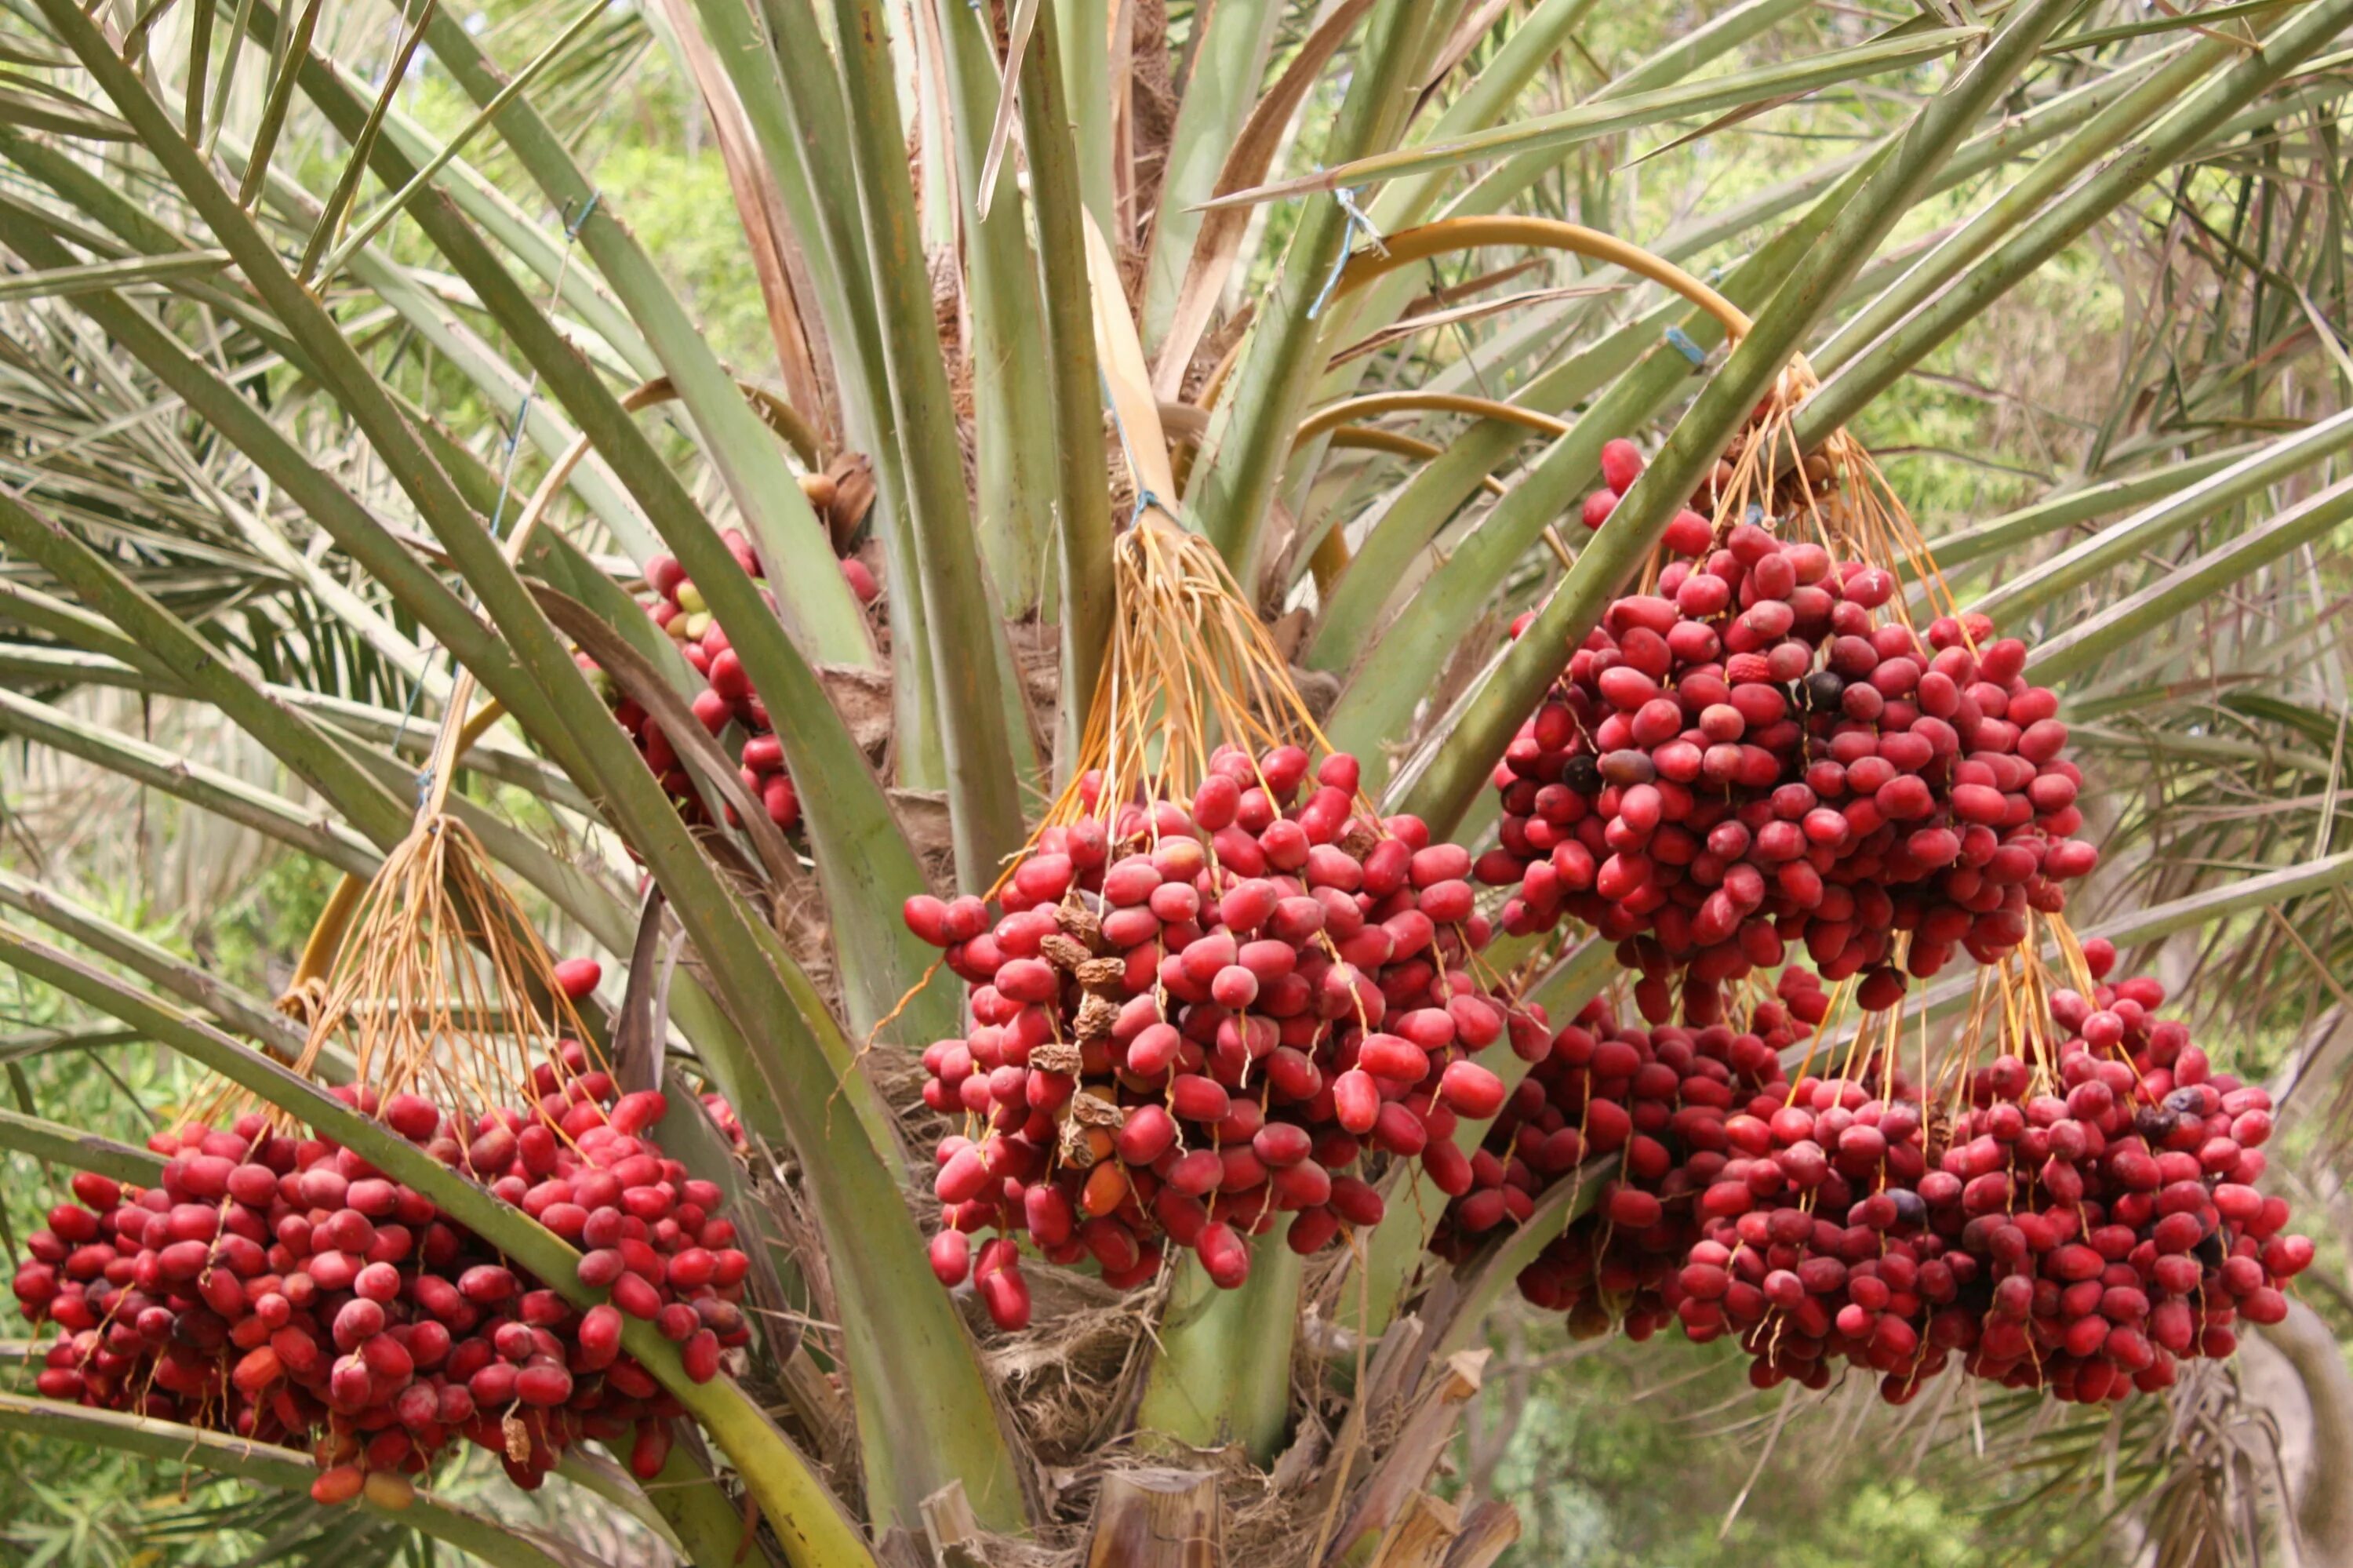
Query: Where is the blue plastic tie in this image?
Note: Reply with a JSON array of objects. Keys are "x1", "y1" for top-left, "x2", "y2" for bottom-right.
[
  {"x1": 1100, "y1": 372, "x2": 1180, "y2": 529},
  {"x1": 1665, "y1": 325, "x2": 1707, "y2": 366},
  {"x1": 1307, "y1": 185, "x2": 1387, "y2": 322}
]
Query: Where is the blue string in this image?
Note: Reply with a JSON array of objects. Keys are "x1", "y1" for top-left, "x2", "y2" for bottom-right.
[
  {"x1": 1099, "y1": 370, "x2": 1179, "y2": 529},
  {"x1": 387, "y1": 648, "x2": 434, "y2": 757},
  {"x1": 563, "y1": 191, "x2": 601, "y2": 238},
  {"x1": 486, "y1": 387, "x2": 536, "y2": 541},
  {"x1": 1664, "y1": 325, "x2": 1707, "y2": 366},
  {"x1": 1307, "y1": 185, "x2": 1387, "y2": 322}
]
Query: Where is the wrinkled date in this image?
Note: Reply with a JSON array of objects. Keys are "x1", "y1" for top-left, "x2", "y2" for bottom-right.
[{"x1": 905, "y1": 744, "x2": 1550, "y2": 1326}]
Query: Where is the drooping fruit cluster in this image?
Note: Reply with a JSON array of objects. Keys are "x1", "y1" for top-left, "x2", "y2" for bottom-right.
[
  {"x1": 1907, "y1": 963, "x2": 2308, "y2": 1402},
  {"x1": 1488, "y1": 942, "x2": 2313, "y2": 1406},
  {"x1": 1436, "y1": 975, "x2": 1821, "y2": 1340},
  {"x1": 10, "y1": 1057, "x2": 751, "y2": 1501},
  {"x1": 1668, "y1": 1058, "x2": 1954, "y2": 1400},
  {"x1": 904, "y1": 744, "x2": 1550, "y2": 1326},
  {"x1": 591, "y1": 528, "x2": 882, "y2": 836},
  {"x1": 1686, "y1": 965, "x2": 2312, "y2": 1405},
  {"x1": 1486, "y1": 462, "x2": 2097, "y2": 1022}
]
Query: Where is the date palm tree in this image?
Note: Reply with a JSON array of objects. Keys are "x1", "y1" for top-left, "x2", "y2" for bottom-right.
[{"x1": 0, "y1": 0, "x2": 2351, "y2": 1563}]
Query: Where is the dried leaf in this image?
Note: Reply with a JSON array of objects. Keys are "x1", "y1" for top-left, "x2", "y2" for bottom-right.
[
  {"x1": 609, "y1": 884, "x2": 668, "y2": 1096},
  {"x1": 816, "y1": 663, "x2": 894, "y2": 759},
  {"x1": 1083, "y1": 209, "x2": 1178, "y2": 504},
  {"x1": 889, "y1": 788, "x2": 955, "y2": 870},
  {"x1": 976, "y1": 0, "x2": 1042, "y2": 220},
  {"x1": 1329, "y1": 283, "x2": 1620, "y2": 366},
  {"x1": 653, "y1": 0, "x2": 835, "y2": 436},
  {"x1": 824, "y1": 451, "x2": 876, "y2": 551}
]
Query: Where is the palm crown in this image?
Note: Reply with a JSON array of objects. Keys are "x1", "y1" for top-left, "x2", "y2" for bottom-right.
[{"x1": 1, "y1": 0, "x2": 2351, "y2": 1564}]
